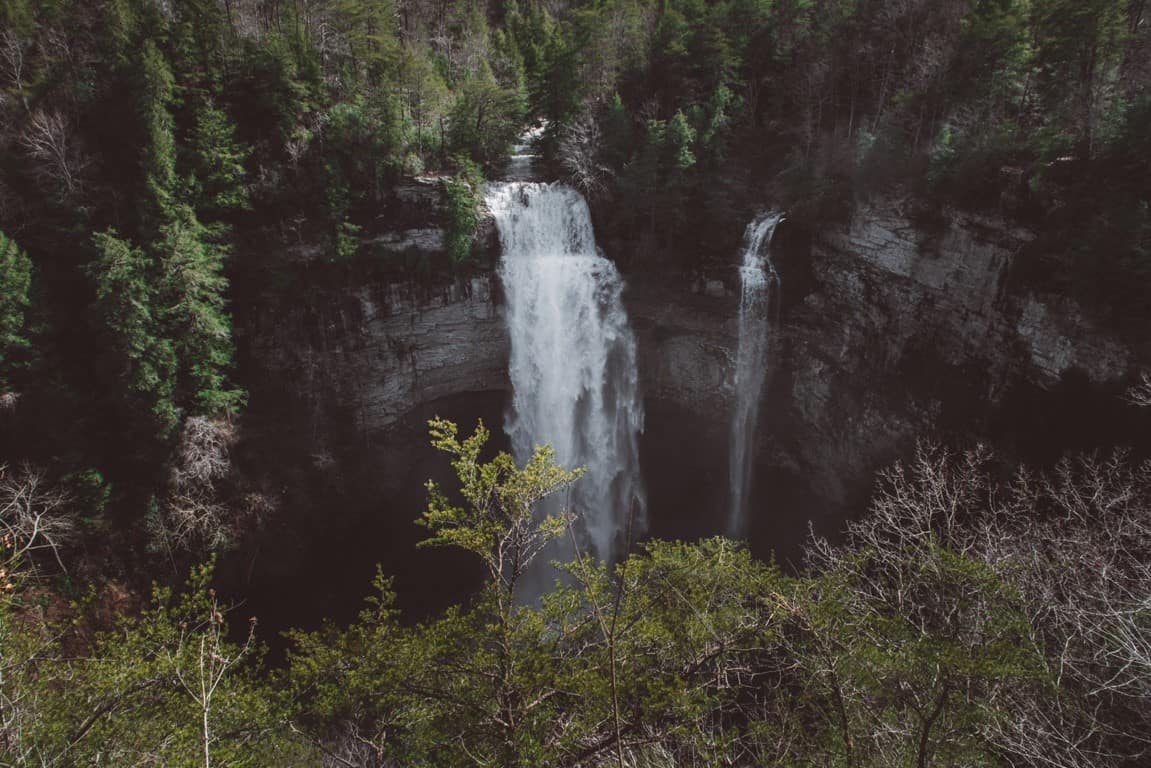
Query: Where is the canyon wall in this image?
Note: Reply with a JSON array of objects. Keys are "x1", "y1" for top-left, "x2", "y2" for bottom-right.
[
  {"x1": 623, "y1": 198, "x2": 1143, "y2": 556},
  {"x1": 236, "y1": 189, "x2": 1147, "y2": 611}
]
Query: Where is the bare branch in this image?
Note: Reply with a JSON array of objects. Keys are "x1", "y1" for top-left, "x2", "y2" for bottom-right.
[
  {"x1": 158, "y1": 416, "x2": 247, "y2": 553},
  {"x1": 0, "y1": 463, "x2": 75, "y2": 576},
  {"x1": 19, "y1": 109, "x2": 87, "y2": 200},
  {"x1": 1125, "y1": 372, "x2": 1151, "y2": 408},
  {"x1": 559, "y1": 109, "x2": 611, "y2": 197}
]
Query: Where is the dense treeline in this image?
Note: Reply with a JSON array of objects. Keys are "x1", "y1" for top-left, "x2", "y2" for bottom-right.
[
  {"x1": 2, "y1": 412, "x2": 1150, "y2": 766},
  {"x1": 0, "y1": 0, "x2": 542, "y2": 556},
  {"x1": 564, "y1": 0, "x2": 1151, "y2": 309}
]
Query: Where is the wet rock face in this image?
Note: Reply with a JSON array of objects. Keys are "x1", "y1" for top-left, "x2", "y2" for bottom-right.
[
  {"x1": 364, "y1": 228, "x2": 446, "y2": 254},
  {"x1": 807, "y1": 201, "x2": 1128, "y2": 388},
  {"x1": 628, "y1": 281, "x2": 737, "y2": 416},
  {"x1": 233, "y1": 274, "x2": 510, "y2": 632},
  {"x1": 247, "y1": 275, "x2": 507, "y2": 440},
  {"x1": 776, "y1": 199, "x2": 1136, "y2": 512},
  {"x1": 1014, "y1": 295, "x2": 1130, "y2": 384}
]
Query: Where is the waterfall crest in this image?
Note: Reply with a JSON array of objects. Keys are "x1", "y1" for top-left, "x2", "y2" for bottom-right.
[
  {"x1": 729, "y1": 212, "x2": 783, "y2": 537},
  {"x1": 503, "y1": 123, "x2": 545, "y2": 182},
  {"x1": 487, "y1": 181, "x2": 646, "y2": 586}
]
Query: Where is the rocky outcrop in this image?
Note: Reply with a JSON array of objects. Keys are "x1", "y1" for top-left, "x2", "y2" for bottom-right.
[
  {"x1": 619, "y1": 198, "x2": 1143, "y2": 543},
  {"x1": 805, "y1": 202, "x2": 1128, "y2": 389},
  {"x1": 247, "y1": 275, "x2": 506, "y2": 441},
  {"x1": 364, "y1": 228, "x2": 446, "y2": 255},
  {"x1": 775, "y1": 199, "x2": 1138, "y2": 512},
  {"x1": 628, "y1": 280, "x2": 737, "y2": 415}
]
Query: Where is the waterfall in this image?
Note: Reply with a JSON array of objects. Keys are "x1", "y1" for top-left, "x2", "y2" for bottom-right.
[
  {"x1": 503, "y1": 123, "x2": 545, "y2": 182},
  {"x1": 487, "y1": 181, "x2": 646, "y2": 589},
  {"x1": 729, "y1": 212, "x2": 783, "y2": 537}
]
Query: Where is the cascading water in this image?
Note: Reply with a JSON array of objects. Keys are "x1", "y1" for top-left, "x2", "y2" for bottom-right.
[
  {"x1": 503, "y1": 123, "x2": 545, "y2": 182},
  {"x1": 728, "y1": 212, "x2": 783, "y2": 537},
  {"x1": 487, "y1": 181, "x2": 646, "y2": 590}
]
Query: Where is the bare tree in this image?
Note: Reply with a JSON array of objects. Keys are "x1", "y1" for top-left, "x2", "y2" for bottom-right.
[
  {"x1": 159, "y1": 416, "x2": 244, "y2": 553},
  {"x1": 302, "y1": 723, "x2": 394, "y2": 768},
  {"x1": 1125, "y1": 372, "x2": 1151, "y2": 408},
  {"x1": 168, "y1": 593, "x2": 256, "y2": 768},
  {"x1": 818, "y1": 439, "x2": 1151, "y2": 768},
  {"x1": 19, "y1": 109, "x2": 87, "y2": 200},
  {"x1": 0, "y1": 464, "x2": 75, "y2": 576},
  {"x1": 559, "y1": 109, "x2": 610, "y2": 197},
  {"x1": 0, "y1": 464, "x2": 74, "y2": 764},
  {"x1": 0, "y1": 30, "x2": 28, "y2": 110}
]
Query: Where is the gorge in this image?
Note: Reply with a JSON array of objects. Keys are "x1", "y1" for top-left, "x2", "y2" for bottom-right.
[
  {"x1": 4, "y1": 1, "x2": 1151, "y2": 760},
  {"x1": 234, "y1": 180, "x2": 1148, "y2": 630}
]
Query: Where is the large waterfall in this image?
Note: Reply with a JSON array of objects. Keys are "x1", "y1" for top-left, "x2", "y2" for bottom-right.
[
  {"x1": 729, "y1": 212, "x2": 783, "y2": 537},
  {"x1": 487, "y1": 181, "x2": 646, "y2": 586}
]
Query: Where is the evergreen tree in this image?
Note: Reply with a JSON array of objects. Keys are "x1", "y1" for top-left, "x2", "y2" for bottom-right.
[
  {"x1": 137, "y1": 39, "x2": 178, "y2": 219},
  {"x1": 188, "y1": 102, "x2": 251, "y2": 219},
  {"x1": 0, "y1": 231, "x2": 31, "y2": 387},
  {"x1": 448, "y1": 63, "x2": 525, "y2": 163},
  {"x1": 90, "y1": 229, "x2": 179, "y2": 442},
  {"x1": 155, "y1": 207, "x2": 244, "y2": 417}
]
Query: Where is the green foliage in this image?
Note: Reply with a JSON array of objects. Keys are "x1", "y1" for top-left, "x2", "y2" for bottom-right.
[
  {"x1": 90, "y1": 229, "x2": 179, "y2": 441},
  {"x1": 2, "y1": 418, "x2": 1147, "y2": 766},
  {"x1": 89, "y1": 201, "x2": 244, "y2": 446},
  {"x1": 321, "y1": 98, "x2": 400, "y2": 215},
  {"x1": 396, "y1": 44, "x2": 450, "y2": 160},
  {"x1": 0, "y1": 231, "x2": 32, "y2": 385},
  {"x1": 64, "y1": 467, "x2": 111, "y2": 518},
  {"x1": 0, "y1": 559, "x2": 311, "y2": 765},
  {"x1": 137, "y1": 39, "x2": 178, "y2": 215},
  {"x1": 2, "y1": 18, "x2": 1151, "y2": 763},
  {"x1": 443, "y1": 158, "x2": 485, "y2": 268},
  {"x1": 155, "y1": 207, "x2": 245, "y2": 416},
  {"x1": 188, "y1": 102, "x2": 252, "y2": 217},
  {"x1": 335, "y1": 219, "x2": 362, "y2": 260},
  {"x1": 448, "y1": 64, "x2": 526, "y2": 163},
  {"x1": 419, "y1": 416, "x2": 582, "y2": 585}
]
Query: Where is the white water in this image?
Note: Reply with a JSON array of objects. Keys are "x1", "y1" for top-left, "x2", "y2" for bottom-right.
[
  {"x1": 503, "y1": 123, "x2": 546, "y2": 182},
  {"x1": 487, "y1": 181, "x2": 646, "y2": 586},
  {"x1": 729, "y1": 212, "x2": 783, "y2": 537}
]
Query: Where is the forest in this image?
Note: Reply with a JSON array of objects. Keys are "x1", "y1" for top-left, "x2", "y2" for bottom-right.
[{"x1": 0, "y1": 0, "x2": 1149, "y2": 765}]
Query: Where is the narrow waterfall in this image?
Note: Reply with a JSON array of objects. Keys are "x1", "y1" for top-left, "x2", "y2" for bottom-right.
[
  {"x1": 487, "y1": 182, "x2": 646, "y2": 587},
  {"x1": 729, "y1": 212, "x2": 783, "y2": 537}
]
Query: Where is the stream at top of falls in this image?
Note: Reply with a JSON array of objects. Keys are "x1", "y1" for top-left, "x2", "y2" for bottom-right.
[
  {"x1": 729, "y1": 212, "x2": 783, "y2": 537},
  {"x1": 486, "y1": 181, "x2": 646, "y2": 597}
]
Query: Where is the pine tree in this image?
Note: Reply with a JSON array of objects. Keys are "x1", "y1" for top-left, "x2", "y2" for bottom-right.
[
  {"x1": 90, "y1": 230, "x2": 179, "y2": 441},
  {"x1": 137, "y1": 39, "x2": 178, "y2": 218},
  {"x1": 0, "y1": 231, "x2": 31, "y2": 387},
  {"x1": 189, "y1": 102, "x2": 251, "y2": 218},
  {"x1": 155, "y1": 207, "x2": 244, "y2": 417}
]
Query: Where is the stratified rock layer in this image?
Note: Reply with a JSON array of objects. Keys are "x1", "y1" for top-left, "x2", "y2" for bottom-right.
[
  {"x1": 240, "y1": 194, "x2": 1144, "y2": 572},
  {"x1": 247, "y1": 276, "x2": 506, "y2": 441}
]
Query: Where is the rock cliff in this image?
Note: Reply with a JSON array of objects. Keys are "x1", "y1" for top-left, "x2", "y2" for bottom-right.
[
  {"x1": 621, "y1": 198, "x2": 1143, "y2": 558},
  {"x1": 246, "y1": 275, "x2": 505, "y2": 439},
  {"x1": 235, "y1": 191, "x2": 1146, "y2": 614},
  {"x1": 775, "y1": 199, "x2": 1136, "y2": 516}
]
